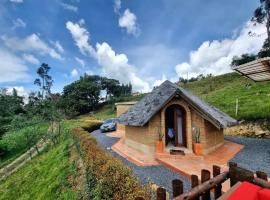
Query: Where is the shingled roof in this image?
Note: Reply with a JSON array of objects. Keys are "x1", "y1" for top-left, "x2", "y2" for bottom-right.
[{"x1": 118, "y1": 80, "x2": 237, "y2": 129}]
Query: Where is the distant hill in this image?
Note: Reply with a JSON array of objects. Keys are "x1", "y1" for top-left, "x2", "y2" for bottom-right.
[{"x1": 181, "y1": 72, "x2": 270, "y2": 120}]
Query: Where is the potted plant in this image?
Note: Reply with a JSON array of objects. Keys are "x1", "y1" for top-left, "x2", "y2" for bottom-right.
[
  {"x1": 193, "y1": 127, "x2": 202, "y2": 155},
  {"x1": 156, "y1": 128, "x2": 164, "y2": 153}
]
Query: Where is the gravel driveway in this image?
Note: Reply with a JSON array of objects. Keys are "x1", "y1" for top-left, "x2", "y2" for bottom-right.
[
  {"x1": 225, "y1": 136, "x2": 270, "y2": 176},
  {"x1": 90, "y1": 130, "x2": 270, "y2": 197},
  {"x1": 90, "y1": 129, "x2": 191, "y2": 197}
]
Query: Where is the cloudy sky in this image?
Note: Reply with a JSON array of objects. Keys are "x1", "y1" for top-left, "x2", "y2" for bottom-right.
[{"x1": 0, "y1": 0, "x2": 266, "y2": 96}]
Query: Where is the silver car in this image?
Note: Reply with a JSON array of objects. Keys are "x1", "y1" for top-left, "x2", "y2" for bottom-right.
[{"x1": 100, "y1": 118, "x2": 117, "y2": 132}]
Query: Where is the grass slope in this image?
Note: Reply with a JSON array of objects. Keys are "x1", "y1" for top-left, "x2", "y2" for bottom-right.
[
  {"x1": 0, "y1": 137, "x2": 78, "y2": 200},
  {"x1": 0, "y1": 119, "x2": 96, "y2": 200},
  {"x1": 182, "y1": 73, "x2": 270, "y2": 120}
]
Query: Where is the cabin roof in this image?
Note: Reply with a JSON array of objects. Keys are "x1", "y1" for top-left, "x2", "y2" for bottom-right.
[{"x1": 118, "y1": 80, "x2": 237, "y2": 128}]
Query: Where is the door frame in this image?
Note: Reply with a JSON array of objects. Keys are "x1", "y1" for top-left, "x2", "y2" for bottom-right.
[
  {"x1": 173, "y1": 108, "x2": 187, "y2": 147},
  {"x1": 165, "y1": 104, "x2": 187, "y2": 147}
]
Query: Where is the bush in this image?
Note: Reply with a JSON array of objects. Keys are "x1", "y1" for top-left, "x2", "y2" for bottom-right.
[{"x1": 72, "y1": 126, "x2": 152, "y2": 200}]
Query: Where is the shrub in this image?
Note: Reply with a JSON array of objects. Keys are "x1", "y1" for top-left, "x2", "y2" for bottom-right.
[{"x1": 72, "y1": 126, "x2": 152, "y2": 200}]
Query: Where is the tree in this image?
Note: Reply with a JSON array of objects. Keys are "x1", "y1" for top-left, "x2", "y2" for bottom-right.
[
  {"x1": 61, "y1": 75, "x2": 102, "y2": 115},
  {"x1": 34, "y1": 63, "x2": 53, "y2": 99},
  {"x1": 231, "y1": 54, "x2": 257, "y2": 66},
  {"x1": 252, "y1": 0, "x2": 270, "y2": 57}
]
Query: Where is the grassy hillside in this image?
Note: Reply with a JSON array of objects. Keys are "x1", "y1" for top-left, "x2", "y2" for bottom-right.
[
  {"x1": 182, "y1": 73, "x2": 270, "y2": 120},
  {"x1": 0, "y1": 118, "x2": 100, "y2": 200}
]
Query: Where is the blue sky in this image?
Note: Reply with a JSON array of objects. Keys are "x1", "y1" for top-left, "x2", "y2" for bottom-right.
[{"x1": 0, "y1": 0, "x2": 266, "y2": 96}]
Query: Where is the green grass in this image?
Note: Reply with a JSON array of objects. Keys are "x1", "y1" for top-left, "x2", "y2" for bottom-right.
[
  {"x1": 0, "y1": 123, "x2": 49, "y2": 168},
  {"x1": 182, "y1": 72, "x2": 270, "y2": 120},
  {"x1": 0, "y1": 136, "x2": 78, "y2": 200}
]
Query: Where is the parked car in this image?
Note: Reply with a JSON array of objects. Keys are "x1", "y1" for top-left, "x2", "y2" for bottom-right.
[{"x1": 100, "y1": 118, "x2": 117, "y2": 132}]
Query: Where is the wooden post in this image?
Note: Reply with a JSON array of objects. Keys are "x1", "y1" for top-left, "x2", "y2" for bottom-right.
[
  {"x1": 191, "y1": 175, "x2": 199, "y2": 200},
  {"x1": 235, "y1": 98, "x2": 239, "y2": 117},
  {"x1": 201, "y1": 169, "x2": 211, "y2": 200},
  {"x1": 229, "y1": 162, "x2": 254, "y2": 187},
  {"x1": 229, "y1": 162, "x2": 238, "y2": 187},
  {"x1": 156, "y1": 187, "x2": 166, "y2": 200},
  {"x1": 213, "y1": 165, "x2": 222, "y2": 199},
  {"x1": 256, "y1": 171, "x2": 268, "y2": 181},
  {"x1": 172, "y1": 179, "x2": 183, "y2": 198}
]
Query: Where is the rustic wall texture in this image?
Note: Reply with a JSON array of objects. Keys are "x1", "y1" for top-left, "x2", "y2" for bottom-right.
[{"x1": 117, "y1": 97, "x2": 225, "y2": 155}]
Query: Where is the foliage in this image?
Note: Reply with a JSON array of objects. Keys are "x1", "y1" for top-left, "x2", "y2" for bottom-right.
[
  {"x1": 182, "y1": 72, "x2": 270, "y2": 120},
  {"x1": 0, "y1": 133, "x2": 79, "y2": 200},
  {"x1": 60, "y1": 74, "x2": 133, "y2": 116},
  {"x1": 34, "y1": 63, "x2": 53, "y2": 99},
  {"x1": 178, "y1": 74, "x2": 213, "y2": 84},
  {"x1": 0, "y1": 122, "x2": 49, "y2": 167},
  {"x1": 192, "y1": 127, "x2": 200, "y2": 143},
  {"x1": 0, "y1": 89, "x2": 25, "y2": 137},
  {"x1": 231, "y1": 0, "x2": 270, "y2": 66},
  {"x1": 231, "y1": 54, "x2": 257, "y2": 66},
  {"x1": 72, "y1": 126, "x2": 152, "y2": 200}
]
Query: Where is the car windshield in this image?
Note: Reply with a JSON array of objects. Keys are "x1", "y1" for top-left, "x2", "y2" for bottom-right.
[{"x1": 104, "y1": 119, "x2": 115, "y2": 124}]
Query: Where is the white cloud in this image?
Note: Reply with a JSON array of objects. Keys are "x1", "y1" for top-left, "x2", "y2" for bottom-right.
[
  {"x1": 52, "y1": 40, "x2": 64, "y2": 53},
  {"x1": 114, "y1": 0, "x2": 121, "y2": 14},
  {"x1": 66, "y1": 21, "x2": 96, "y2": 56},
  {"x1": 22, "y1": 53, "x2": 40, "y2": 65},
  {"x1": 75, "y1": 57, "x2": 85, "y2": 67},
  {"x1": 118, "y1": 9, "x2": 140, "y2": 37},
  {"x1": 12, "y1": 18, "x2": 26, "y2": 29},
  {"x1": 175, "y1": 21, "x2": 266, "y2": 78},
  {"x1": 1, "y1": 34, "x2": 63, "y2": 60},
  {"x1": 60, "y1": 2, "x2": 78, "y2": 12},
  {"x1": 153, "y1": 74, "x2": 167, "y2": 87},
  {"x1": 10, "y1": 0, "x2": 23, "y2": 3},
  {"x1": 71, "y1": 68, "x2": 79, "y2": 78},
  {"x1": 96, "y1": 42, "x2": 150, "y2": 92},
  {"x1": 0, "y1": 48, "x2": 30, "y2": 83},
  {"x1": 6, "y1": 86, "x2": 29, "y2": 103},
  {"x1": 66, "y1": 20, "x2": 149, "y2": 92}
]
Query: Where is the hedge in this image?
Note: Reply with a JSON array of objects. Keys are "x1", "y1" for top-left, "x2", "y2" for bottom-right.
[{"x1": 72, "y1": 125, "x2": 152, "y2": 200}]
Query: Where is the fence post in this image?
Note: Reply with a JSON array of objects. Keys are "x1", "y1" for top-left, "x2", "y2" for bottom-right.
[
  {"x1": 229, "y1": 162, "x2": 237, "y2": 187},
  {"x1": 256, "y1": 171, "x2": 268, "y2": 181},
  {"x1": 213, "y1": 165, "x2": 222, "y2": 199},
  {"x1": 172, "y1": 179, "x2": 183, "y2": 198},
  {"x1": 201, "y1": 169, "x2": 211, "y2": 200},
  {"x1": 156, "y1": 187, "x2": 166, "y2": 200},
  {"x1": 191, "y1": 175, "x2": 199, "y2": 200}
]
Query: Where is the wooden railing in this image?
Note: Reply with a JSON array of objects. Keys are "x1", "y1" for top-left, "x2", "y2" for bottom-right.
[{"x1": 136, "y1": 162, "x2": 269, "y2": 200}]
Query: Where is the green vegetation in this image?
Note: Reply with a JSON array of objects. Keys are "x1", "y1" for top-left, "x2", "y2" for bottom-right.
[
  {"x1": 0, "y1": 123, "x2": 49, "y2": 168},
  {"x1": 182, "y1": 72, "x2": 270, "y2": 120},
  {"x1": 72, "y1": 125, "x2": 151, "y2": 200},
  {"x1": 0, "y1": 118, "x2": 102, "y2": 200},
  {"x1": 0, "y1": 131, "x2": 77, "y2": 200}
]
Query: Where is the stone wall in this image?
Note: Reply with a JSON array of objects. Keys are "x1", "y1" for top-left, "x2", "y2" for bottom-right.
[{"x1": 224, "y1": 119, "x2": 270, "y2": 138}]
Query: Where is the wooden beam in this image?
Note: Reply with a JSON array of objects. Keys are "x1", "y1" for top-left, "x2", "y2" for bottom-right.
[{"x1": 174, "y1": 172, "x2": 229, "y2": 200}]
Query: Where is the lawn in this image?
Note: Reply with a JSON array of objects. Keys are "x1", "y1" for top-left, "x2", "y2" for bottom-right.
[{"x1": 182, "y1": 72, "x2": 270, "y2": 120}]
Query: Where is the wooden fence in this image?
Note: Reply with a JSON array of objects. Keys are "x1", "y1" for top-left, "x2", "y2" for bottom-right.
[{"x1": 136, "y1": 162, "x2": 269, "y2": 200}]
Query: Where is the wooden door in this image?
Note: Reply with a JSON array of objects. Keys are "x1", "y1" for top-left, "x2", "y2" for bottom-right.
[{"x1": 173, "y1": 108, "x2": 186, "y2": 147}]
